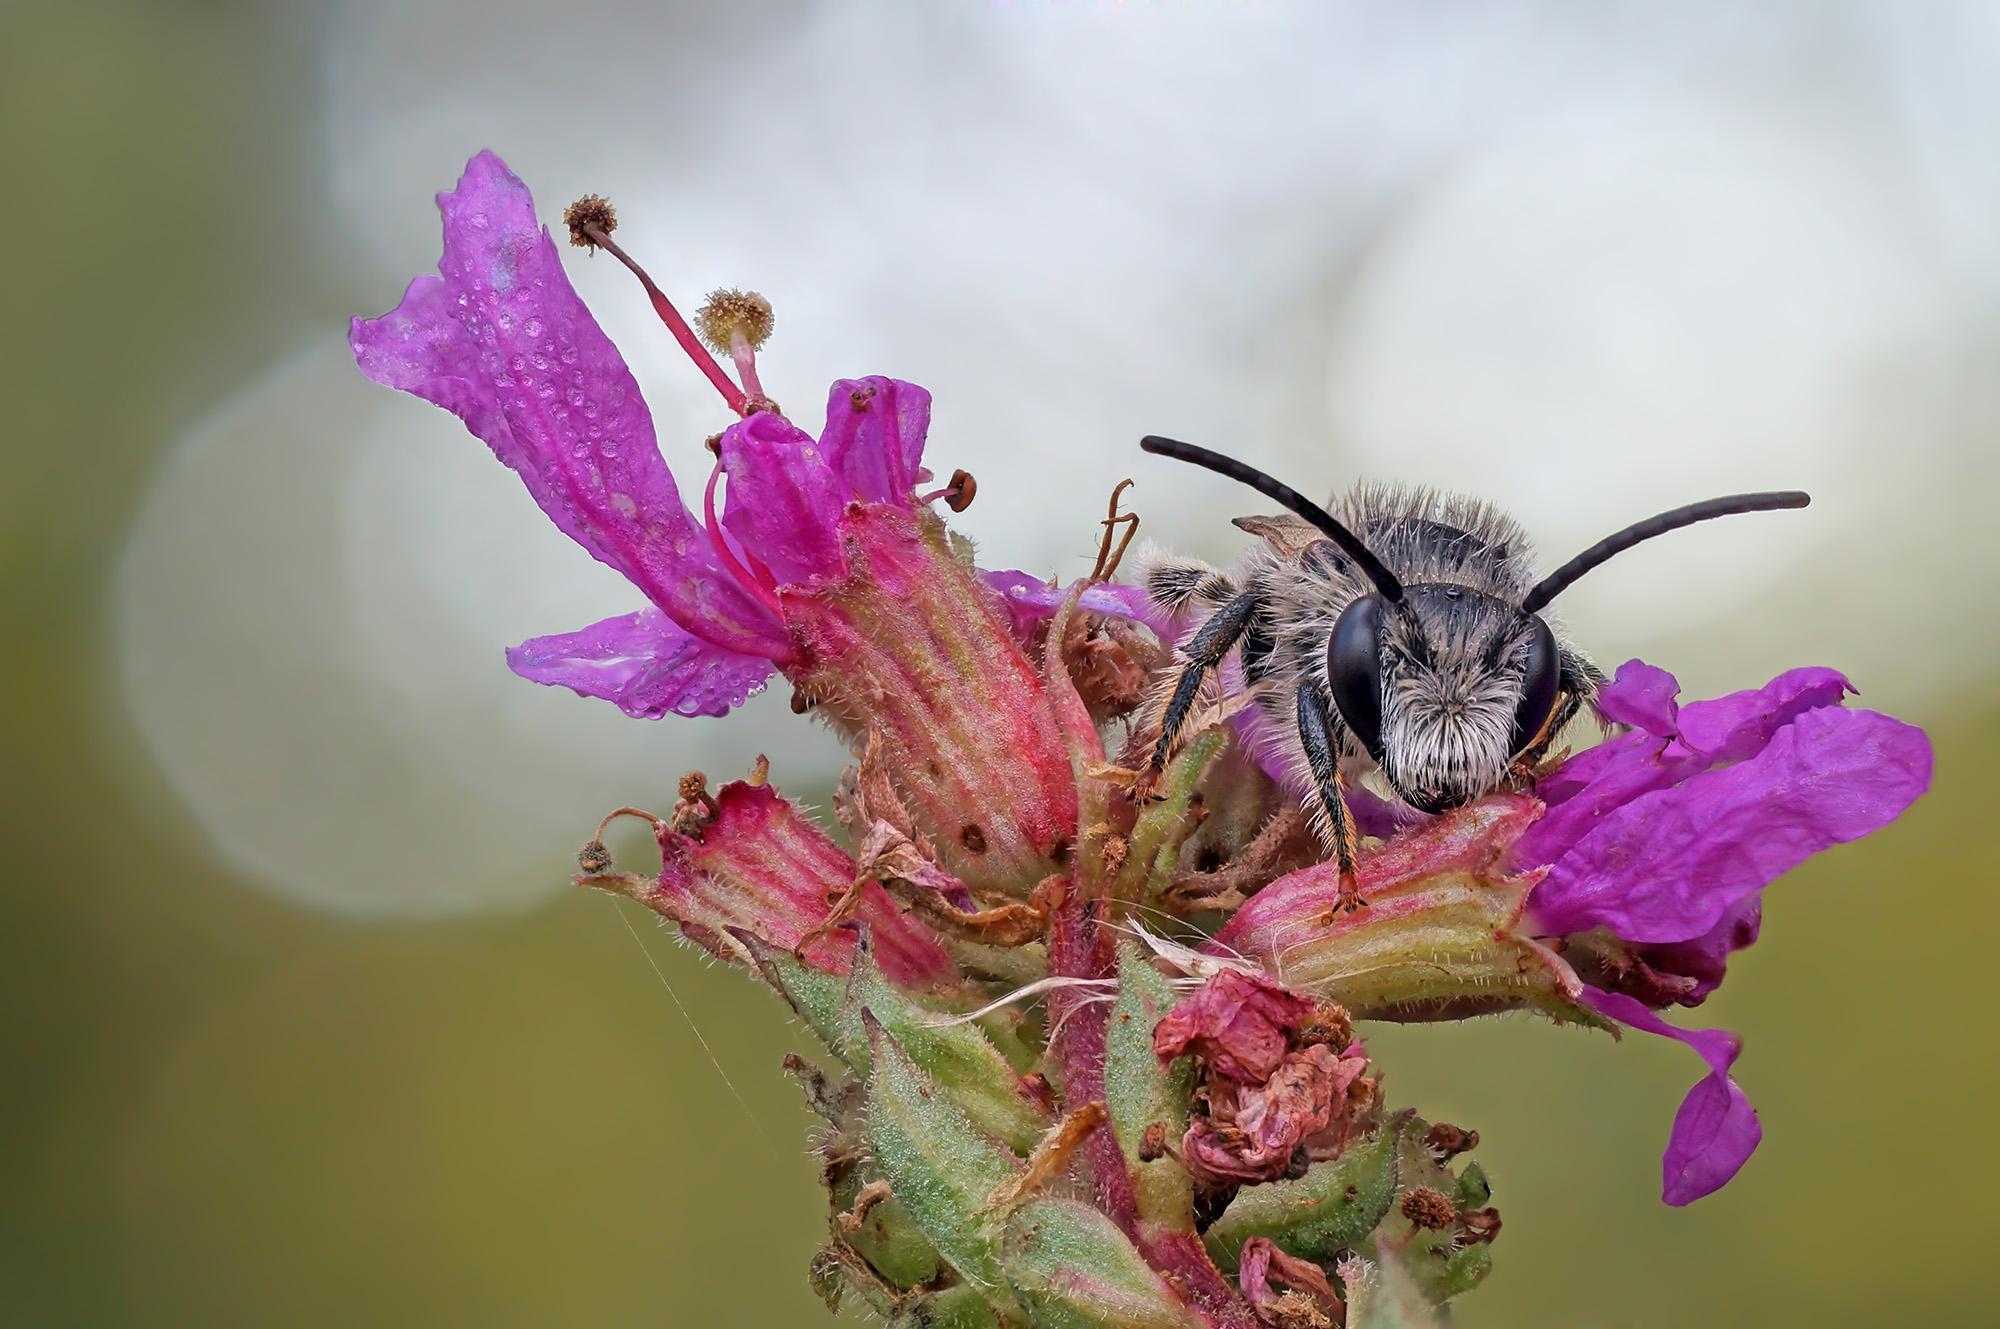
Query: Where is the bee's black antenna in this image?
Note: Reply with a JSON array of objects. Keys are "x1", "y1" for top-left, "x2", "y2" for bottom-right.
[
  {"x1": 1520, "y1": 491, "x2": 1811, "y2": 615},
  {"x1": 1139, "y1": 436, "x2": 1404, "y2": 601}
]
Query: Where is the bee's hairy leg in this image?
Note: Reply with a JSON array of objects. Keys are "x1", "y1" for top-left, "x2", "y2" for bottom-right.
[
  {"x1": 1143, "y1": 589, "x2": 1261, "y2": 788},
  {"x1": 1295, "y1": 682, "x2": 1365, "y2": 913}
]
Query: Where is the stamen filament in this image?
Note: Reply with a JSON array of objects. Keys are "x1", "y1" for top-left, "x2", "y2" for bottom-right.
[
  {"x1": 576, "y1": 223, "x2": 749, "y2": 415},
  {"x1": 702, "y1": 464, "x2": 785, "y2": 616},
  {"x1": 729, "y1": 328, "x2": 767, "y2": 401}
]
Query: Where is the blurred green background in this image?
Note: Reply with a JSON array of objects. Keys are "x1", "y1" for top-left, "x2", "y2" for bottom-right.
[{"x1": 3, "y1": 2, "x2": 1993, "y2": 1325}]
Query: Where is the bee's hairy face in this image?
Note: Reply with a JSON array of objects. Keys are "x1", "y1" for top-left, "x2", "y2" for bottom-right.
[{"x1": 1371, "y1": 588, "x2": 1533, "y2": 815}]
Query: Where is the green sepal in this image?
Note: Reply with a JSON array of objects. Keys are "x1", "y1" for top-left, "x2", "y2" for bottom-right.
[
  {"x1": 826, "y1": 1163, "x2": 945, "y2": 1290},
  {"x1": 812, "y1": 1243, "x2": 1010, "y2": 1329},
  {"x1": 1454, "y1": 1160, "x2": 1491, "y2": 1210},
  {"x1": 921, "y1": 980, "x2": 1048, "y2": 1076},
  {"x1": 736, "y1": 930, "x2": 851, "y2": 1062},
  {"x1": 948, "y1": 528, "x2": 979, "y2": 572},
  {"x1": 1203, "y1": 1113, "x2": 1405, "y2": 1271},
  {"x1": 944, "y1": 937, "x2": 1051, "y2": 990},
  {"x1": 1346, "y1": 1244, "x2": 1446, "y2": 1329},
  {"x1": 1118, "y1": 729, "x2": 1224, "y2": 903},
  {"x1": 847, "y1": 948, "x2": 1052, "y2": 1154},
  {"x1": 889, "y1": 1282, "x2": 1007, "y2": 1329},
  {"x1": 863, "y1": 1011, "x2": 1024, "y2": 1301},
  {"x1": 999, "y1": 1197, "x2": 1202, "y2": 1329},
  {"x1": 809, "y1": 1243, "x2": 898, "y2": 1320},
  {"x1": 1434, "y1": 1241, "x2": 1493, "y2": 1302},
  {"x1": 1361, "y1": 1117, "x2": 1493, "y2": 1306},
  {"x1": 1103, "y1": 942, "x2": 1195, "y2": 1232}
]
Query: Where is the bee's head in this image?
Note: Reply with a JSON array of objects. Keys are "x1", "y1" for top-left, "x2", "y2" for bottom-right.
[
  {"x1": 1325, "y1": 588, "x2": 1558, "y2": 814},
  {"x1": 1138, "y1": 433, "x2": 1810, "y2": 814}
]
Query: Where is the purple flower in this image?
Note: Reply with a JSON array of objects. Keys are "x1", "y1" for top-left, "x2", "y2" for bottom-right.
[
  {"x1": 350, "y1": 151, "x2": 943, "y2": 719},
  {"x1": 1217, "y1": 658, "x2": 1929, "y2": 1205},
  {"x1": 1523, "y1": 660, "x2": 1930, "y2": 1204},
  {"x1": 982, "y1": 571, "x2": 1170, "y2": 642},
  {"x1": 1520, "y1": 660, "x2": 1931, "y2": 994},
  {"x1": 353, "y1": 151, "x2": 1134, "y2": 896}
]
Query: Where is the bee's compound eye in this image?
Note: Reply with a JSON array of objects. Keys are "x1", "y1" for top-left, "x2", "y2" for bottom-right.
[
  {"x1": 1509, "y1": 615, "x2": 1561, "y2": 758},
  {"x1": 1327, "y1": 594, "x2": 1386, "y2": 760}
]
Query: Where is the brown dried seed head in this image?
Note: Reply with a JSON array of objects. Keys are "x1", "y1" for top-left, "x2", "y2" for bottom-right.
[
  {"x1": 1265, "y1": 1292, "x2": 1333, "y2": 1329},
  {"x1": 694, "y1": 288, "x2": 774, "y2": 353},
  {"x1": 1137, "y1": 1122, "x2": 1170, "y2": 1162},
  {"x1": 577, "y1": 840, "x2": 614, "y2": 874},
  {"x1": 1400, "y1": 1185, "x2": 1457, "y2": 1231},
  {"x1": 563, "y1": 194, "x2": 616, "y2": 249},
  {"x1": 1297, "y1": 999, "x2": 1354, "y2": 1052},
  {"x1": 678, "y1": 771, "x2": 709, "y2": 801}
]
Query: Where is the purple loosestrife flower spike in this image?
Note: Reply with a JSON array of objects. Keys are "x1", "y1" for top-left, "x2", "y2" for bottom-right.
[{"x1": 357, "y1": 150, "x2": 1941, "y2": 1324}]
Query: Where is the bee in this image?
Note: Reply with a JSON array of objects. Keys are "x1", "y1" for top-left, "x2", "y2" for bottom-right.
[{"x1": 1135, "y1": 435, "x2": 1809, "y2": 911}]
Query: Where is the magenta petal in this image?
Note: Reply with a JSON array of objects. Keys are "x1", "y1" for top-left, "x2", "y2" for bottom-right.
[
  {"x1": 1581, "y1": 987, "x2": 1762, "y2": 1205},
  {"x1": 1595, "y1": 659, "x2": 1682, "y2": 736},
  {"x1": 1517, "y1": 730, "x2": 1701, "y2": 869},
  {"x1": 817, "y1": 376, "x2": 930, "y2": 505},
  {"x1": 981, "y1": 570, "x2": 1173, "y2": 640},
  {"x1": 1637, "y1": 895, "x2": 1763, "y2": 1006},
  {"x1": 1675, "y1": 666, "x2": 1853, "y2": 762},
  {"x1": 350, "y1": 150, "x2": 787, "y2": 661},
  {"x1": 1533, "y1": 706, "x2": 1933, "y2": 942},
  {"x1": 506, "y1": 609, "x2": 773, "y2": 719},
  {"x1": 718, "y1": 412, "x2": 849, "y2": 585}
]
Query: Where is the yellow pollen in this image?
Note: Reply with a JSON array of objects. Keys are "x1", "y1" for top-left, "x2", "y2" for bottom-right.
[{"x1": 695, "y1": 288, "x2": 775, "y2": 353}]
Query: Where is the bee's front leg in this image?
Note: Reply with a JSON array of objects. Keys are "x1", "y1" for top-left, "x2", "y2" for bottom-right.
[
  {"x1": 1140, "y1": 589, "x2": 1261, "y2": 795},
  {"x1": 1295, "y1": 682, "x2": 1364, "y2": 913}
]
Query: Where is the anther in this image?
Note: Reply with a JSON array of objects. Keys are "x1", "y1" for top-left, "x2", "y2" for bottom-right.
[
  {"x1": 919, "y1": 468, "x2": 977, "y2": 512},
  {"x1": 562, "y1": 194, "x2": 617, "y2": 250},
  {"x1": 695, "y1": 288, "x2": 774, "y2": 353},
  {"x1": 577, "y1": 840, "x2": 614, "y2": 874},
  {"x1": 672, "y1": 772, "x2": 720, "y2": 837},
  {"x1": 561, "y1": 193, "x2": 750, "y2": 415},
  {"x1": 696, "y1": 288, "x2": 776, "y2": 408}
]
